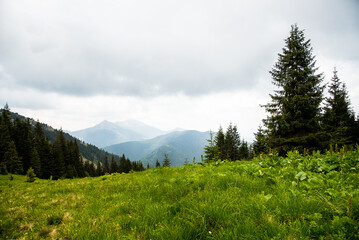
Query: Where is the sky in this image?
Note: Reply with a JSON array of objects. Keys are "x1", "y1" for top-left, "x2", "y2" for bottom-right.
[{"x1": 1, "y1": 0, "x2": 359, "y2": 142}]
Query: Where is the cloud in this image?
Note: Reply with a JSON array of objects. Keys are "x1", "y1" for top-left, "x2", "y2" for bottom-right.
[
  {"x1": 1, "y1": 0, "x2": 359, "y2": 142},
  {"x1": 4, "y1": 0, "x2": 357, "y2": 97}
]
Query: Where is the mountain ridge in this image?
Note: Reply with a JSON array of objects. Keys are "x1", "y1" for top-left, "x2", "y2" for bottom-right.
[
  {"x1": 104, "y1": 130, "x2": 210, "y2": 167},
  {"x1": 70, "y1": 120, "x2": 167, "y2": 148}
]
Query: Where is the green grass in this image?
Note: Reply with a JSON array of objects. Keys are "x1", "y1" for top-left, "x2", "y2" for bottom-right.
[{"x1": 1, "y1": 150, "x2": 359, "y2": 239}]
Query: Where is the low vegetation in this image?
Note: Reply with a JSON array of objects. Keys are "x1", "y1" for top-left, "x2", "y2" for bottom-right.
[{"x1": 1, "y1": 148, "x2": 358, "y2": 239}]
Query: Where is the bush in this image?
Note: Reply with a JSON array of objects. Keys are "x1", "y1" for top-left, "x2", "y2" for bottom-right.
[{"x1": 26, "y1": 167, "x2": 36, "y2": 182}]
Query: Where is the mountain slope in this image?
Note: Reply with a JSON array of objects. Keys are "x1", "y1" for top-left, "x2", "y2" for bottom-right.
[
  {"x1": 8, "y1": 111, "x2": 119, "y2": 164},
  {"x1": 105, "y1": 130, "x2": 210, "y2": 167},
  {"x1": 71, "y1": 120, "x2": 166, "y2": 148}
]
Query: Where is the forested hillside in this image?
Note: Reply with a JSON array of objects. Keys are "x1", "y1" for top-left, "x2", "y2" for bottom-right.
[{"x1": 0, "y1": 106, "x2": 144, "y2": 179}]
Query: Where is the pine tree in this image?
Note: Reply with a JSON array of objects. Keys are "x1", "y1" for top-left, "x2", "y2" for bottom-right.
[
  {"x1": 204, "y1": 130, "x2": 218, "y2": 162},
  {"x1": 0, "y1": 107, "x2": 12, "y2": 166},
  {"x1": 184, "y1": 158, "x2": 189, "y2": 166},
  {"x1": 5, "y1": 141, "x2": 23, "y2": 174},
  {"x1": 118, "y1": 154, "x2": 125, "y2": 173},
  {"x1": 238, "y1": 140, "x2": 249, "y2": 160},
  {"x1": 162, "y1": 154, "x2": 171, "y2": 167},
  {"x1": 155, "y1": 159, "x2": 161, "y2": 168},
  {"x1": 30, "y1": 147, "x2": 41, "y2": 176},
  {"x1": 103, "y1": 155, "x2": 110, "y2": 174},
  {"x1": 88, "y1": 162, "x2": 96, "y2": 177},
  {"x1": 110, "y1": 155, "x2": 118, "y2": 173},
  {"x1": 322, "y1": 67, "x2": 356, "y2": 147},
  {"x1": 39, "y1": 138, "x2": 54, "y2": 179},
  {"x1": 263, "y1": 24, "x2": 325, "y2": 155},
  {"x1": 26, "y1": 167, "x2": 36, "y2": 182},
  {"x1": 215, "y1": 126, "x2": 226, "y2": 160},
  {"x1": 224, "y1": 123, "x2": 240, "y2": 161},
  {"x1": 52, "y1": 131, "x2": 66, "y2": 179},
  {"x1": 253, "y1": 125, "x2": 268, "y2": 154},
  {"x1": 96, "y1": 160, "x2": 103, "y2": 176}
]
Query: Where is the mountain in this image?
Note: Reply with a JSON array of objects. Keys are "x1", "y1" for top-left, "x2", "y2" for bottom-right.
[
  {"x1": 8, "y1": 111, "x2": 119, "y2": 164},
  {"x1": 70, "y1": 120, "x2": 166, "y2": 148},
  {"x1": 104, "y1": 130, "x2": 210, "y2": 167}
]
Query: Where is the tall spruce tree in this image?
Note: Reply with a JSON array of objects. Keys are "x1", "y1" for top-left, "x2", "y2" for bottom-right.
[
  {"x1": 5, "y1": 141, "x2": 23, "y2": 174},
  {"x1": 103, "y1": 155, "x2": 110, "y2": 174},
  {"x1": 52, "y1": 131, "x2": 66, "y2": 179},
  {"x1": 322, "y1": 67, "x2": 356, "y2": 146},
  {"x1": 215, "y1": 126, "x2": 226, "y2": 160},
  {"x1": 204, "y1": 130, "x2": 218, "y2": 162},
  {"x1": 224, "y1": 123, "x2": 240, "y2": 161},
  {"x1": 253, "y1": 125, "x2": 268, "y2": 154},
  {"x1": 0, "y1": 106, "x2": 12, "y2": 165},
  {"x1": 263, "y1": 24, "x2": 325, "y2": 154},
  {"x1": 162, "y1": 154, "x2": 171, "y2": 167},
  {"x1": 155, "y1": 159, "x2": 161, "y2": 168},
  {"x1": 110, "y1": 155, "x2": 118, "y2": 173},
  {"x1": 96, "y1": 160, "x2": 103, "y2": 176}
]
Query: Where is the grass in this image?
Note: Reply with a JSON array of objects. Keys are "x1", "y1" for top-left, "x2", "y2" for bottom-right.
[{"x1": 1, "y1": 150, "x2": 359, "y2": 239}]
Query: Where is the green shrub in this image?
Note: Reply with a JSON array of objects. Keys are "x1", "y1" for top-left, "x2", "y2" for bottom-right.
[{"x1": 26, "y1": 167, "x2": 36, "y2": 182}]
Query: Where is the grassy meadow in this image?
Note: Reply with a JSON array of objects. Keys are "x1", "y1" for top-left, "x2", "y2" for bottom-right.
[{"x1": 1, "y1": 149, "x2": 359, "y2": 239}]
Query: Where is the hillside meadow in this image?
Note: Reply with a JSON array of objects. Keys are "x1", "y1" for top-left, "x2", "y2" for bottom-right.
[{"x1": 1, "y1": 149, "x2": 358, "y2": 239}]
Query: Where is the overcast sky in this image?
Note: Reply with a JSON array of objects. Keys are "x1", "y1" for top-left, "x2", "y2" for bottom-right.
[{"x1": 1, "y1": 0, "x2": 359, "y2": 142}]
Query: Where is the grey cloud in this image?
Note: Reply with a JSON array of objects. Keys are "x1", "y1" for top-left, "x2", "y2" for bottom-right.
[{"x1": 0, "y1": 0, "x2": 358, "y2": 97}]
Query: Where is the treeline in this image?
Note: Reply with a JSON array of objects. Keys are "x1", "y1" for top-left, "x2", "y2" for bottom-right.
[
  {"x1": 91, "y1": 154, "x2": 145, "y2": 177},
  {"x1": 254, "y1": 24, "x2": 359, "y2": 155},
  {"x1": 204, "y1": 123, "x2": 251, "y2": 162},
  {"x1": 204, "y1": 24, "x2": 359, "y2": 161},
  {"x1": 0, "y1": 106, "x2": 144, "y2": 179},
  {"x1": 8, "y1": 111, "x2": 120, "y2": 166}
]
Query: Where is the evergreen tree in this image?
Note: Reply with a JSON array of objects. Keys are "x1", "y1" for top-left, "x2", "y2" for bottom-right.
[
  {"x1": 155, "y1": 159, "x2": 161, "y2": 168},
  {"x1": 39, "y1": 138, "x2": 54, "y2": 179},
  {"x1": 118, "y1": 154, "x2": 131, "y2": 173},
  {"x1": 96, "y1": 160, "x2": 103, "y2": 176},
  {"x1": 253, "y1": 125, "x2": 268, "y2": 154},
  {"x1": 118, "y1": 154, "x2": 127, "y2": 173},
  {"x1": 110, "y1": 155, "x2": 118, "y2": 173},
  {"x1": 162, "y1": 154, "x2": 171, "y2": 167},
  {"x1": 69, "y1": 140, "x2": 83, "y2": 177},
  {"x1": 13, "y1": 118, "x2": 35, "y2": 173},
  {"x1": 263, "y1": 24, "x2": 325, "y2": 155},
  {"x1": 0, "y1": 107, "x2": 12, "y2": 165},
  {"x1": 238, "y1": 140, "x2": 249, "y2": 160},
  {"x1": 184, "y1": 158, "x2": 189, "y2": 166},
  {"x1": 52, "y1": 131, "x2": 66, "y2": 179},
  {"x1": 30, "y1": 147, "x2": 41, "y2": 176},
  {"x1": 125, "y1": 158, "x2": 132, "y2": 173},
  {"x1": 103, "y1": 155, "x2": 110, "y2": 174},
  {"x1": 215, "y1": 126, "x2": 226, "y2": 160},
  {"x1": 224, "y1": 123, "x2": 240, "y2": 161},
  {"x1": 0, "y1": 162, "x2": 7, "y2": 175},
  {"x1": 26, "y1": 167, "x2": 36, "y2": 182},
  {"x1": 322, "y1": 67, "x2": 356, "y2": 146},
  {"x1": 146, "y1": 163, "x2": 150, "y2": 169},
  {"x1": 88, "y1": 162, "x2": 96, "y2": 177},
  {"x1": 204, "y1": 130, "x2": 218, "y2": 162},
  {"x1": 5, "y1": 141, "x2": 23, "y2": 174}
]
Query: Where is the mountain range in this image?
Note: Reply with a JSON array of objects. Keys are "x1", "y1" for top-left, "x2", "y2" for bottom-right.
[
  {"x1": 9, "y1": 110, "x2": 210, "y2": 167},
  {"x1": 104, "y1": 130, "x2": 210, "y2": 167},
  {"x1": 70, "y1": 120, "x2": 167, "y2": 148}
]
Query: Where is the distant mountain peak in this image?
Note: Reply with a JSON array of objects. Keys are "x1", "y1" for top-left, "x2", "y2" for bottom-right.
[{"x1": 71, "y1": 119, "x2": 167, "y2": 148}]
